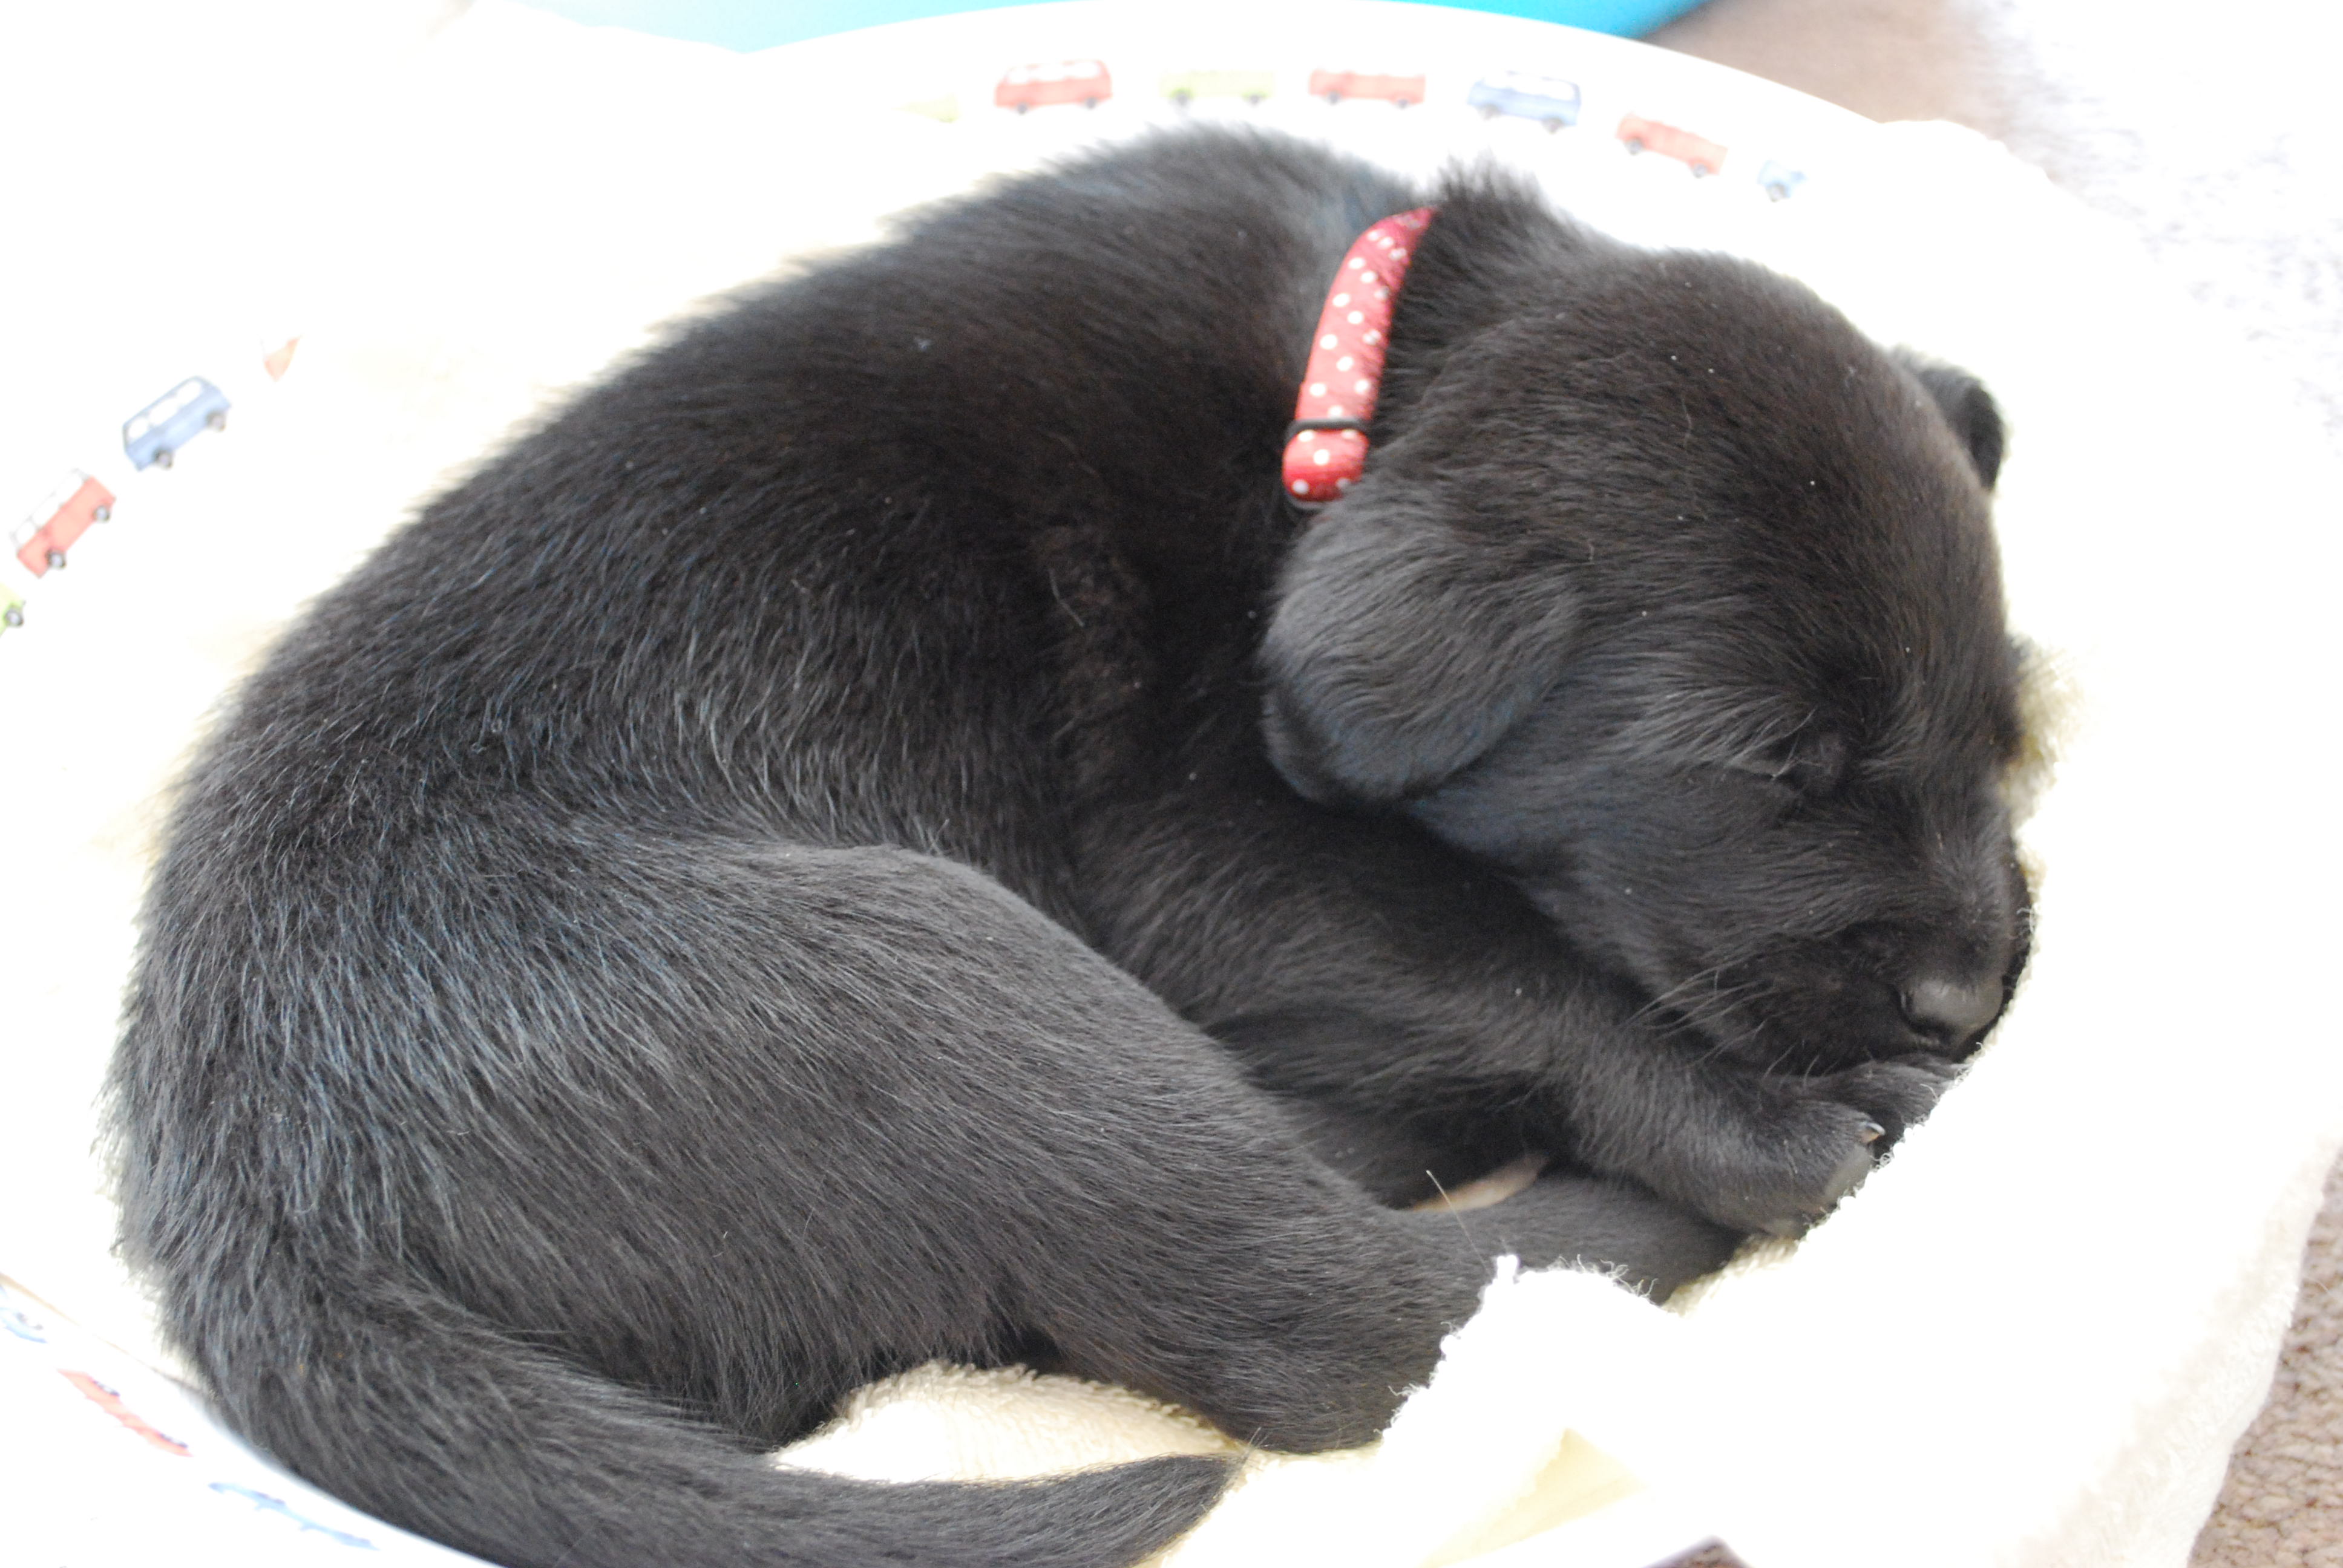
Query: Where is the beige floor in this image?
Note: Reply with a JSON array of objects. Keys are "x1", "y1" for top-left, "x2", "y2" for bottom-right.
[{"x1": 1647, "y1": 4, "x2": 2343, "y2": 1563}]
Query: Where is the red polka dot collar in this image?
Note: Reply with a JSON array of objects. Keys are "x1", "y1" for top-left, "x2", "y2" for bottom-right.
[{"x1": 1281, "y1": 206, "x2": 1437, "y2": 508}]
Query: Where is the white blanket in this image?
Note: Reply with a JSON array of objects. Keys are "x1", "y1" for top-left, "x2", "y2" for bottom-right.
[{"x1": 4, "y1": 4, "x2": 2338, "y2": 1565}]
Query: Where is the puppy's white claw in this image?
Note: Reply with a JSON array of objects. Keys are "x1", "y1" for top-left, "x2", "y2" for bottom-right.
[
  {"x1": 1822, "y1": 1140, "x2": 1875, "y2": 1206},
  {"x1": 1856, "y1": 1120, "x2": 1886, "y2": 1145}
]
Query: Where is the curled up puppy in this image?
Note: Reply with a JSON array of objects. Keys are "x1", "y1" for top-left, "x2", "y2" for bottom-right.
[{"x1": 110, "y1": 128, "x2": 2028, "y2": 1568}]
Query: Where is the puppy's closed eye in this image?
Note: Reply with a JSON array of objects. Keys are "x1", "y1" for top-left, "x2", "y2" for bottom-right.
[
  {"x1": 1719, "y1": 730, "x2": 1851, "y2": 800},
  {"x1": 1768, "y1": 731, "x2": 1852, "y2": 797}
]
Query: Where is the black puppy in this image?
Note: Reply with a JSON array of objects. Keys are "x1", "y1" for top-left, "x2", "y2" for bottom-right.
[{"x1": 109, "y1": 129, "x2": 2025, "y2": 1568}]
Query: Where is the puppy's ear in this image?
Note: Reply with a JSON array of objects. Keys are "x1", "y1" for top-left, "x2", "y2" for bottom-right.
[
  {"x1": 1260, "y1": 492, "x2": 1576, "y2": 805},
  {"x1": 1893, "y1": 349, "x2": 2007, "y2": 489}
]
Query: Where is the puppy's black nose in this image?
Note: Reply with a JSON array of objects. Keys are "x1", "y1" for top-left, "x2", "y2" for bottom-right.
[{"x1": 1899, "y1": 973, "x2": 2004, "y2": 1048}]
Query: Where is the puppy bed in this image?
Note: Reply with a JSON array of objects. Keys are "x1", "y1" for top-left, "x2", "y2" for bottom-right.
[{"x1": 4, "y1": 3, "x2": 2339, "y2": 1564}]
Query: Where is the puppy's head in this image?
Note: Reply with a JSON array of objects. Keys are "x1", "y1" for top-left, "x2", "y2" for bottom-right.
[{"x1": 1261, "y1": 222, "x2": 2027, "y2": 1072}]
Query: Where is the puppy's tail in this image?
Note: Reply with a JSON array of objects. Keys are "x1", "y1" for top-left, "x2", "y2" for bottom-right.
[{"x1": 189, "y1": 1270, "x2": 1230, "y2": 1568}]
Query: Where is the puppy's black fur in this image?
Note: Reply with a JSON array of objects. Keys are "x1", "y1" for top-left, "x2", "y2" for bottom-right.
[{"x1": 109, "y1": 131, "x2": 2027, "y2": 1568}]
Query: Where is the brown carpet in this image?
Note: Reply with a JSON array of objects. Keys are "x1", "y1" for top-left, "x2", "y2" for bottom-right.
[
  {"x1": 2191, "y1": 1162, "x2": 2343, "y2": 1567},
  {"x1": 1647, "y1": 2, "x2": 2343, "y2": 1561}
]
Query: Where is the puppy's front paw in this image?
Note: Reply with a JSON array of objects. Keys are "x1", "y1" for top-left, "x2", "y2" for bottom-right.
[
  {"x1": 1803, "y1": 1054, "x2": 1964, "y2": 1146},
  {"x1": 1706, "y1": 1055, "x2": 1961, "y2": 1236}
]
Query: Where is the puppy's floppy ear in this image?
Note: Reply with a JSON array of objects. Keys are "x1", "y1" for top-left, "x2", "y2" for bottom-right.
[
  {"x1": 1260, "y1": 491, "x2": 1577, "y2": 805},
  {"x1": 1893, "y1": 348, "x2": 2007, "y2": 489}
]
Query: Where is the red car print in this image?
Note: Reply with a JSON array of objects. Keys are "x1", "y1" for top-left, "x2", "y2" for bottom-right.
[
  {"x1": 13, "y1": 471, "x2": 114, "y2": 577},
  {"x1": 1617, "y1": 113, "x2": 1728, "y2": 177},
  {"x1": 996, "y1": 59, "x2": 1112, "y2": 113},
  {"x1": 61, "y1": 1370, "x2": 191, "y2": 1455},
  {"x1": 1311, "y1": 70, "x2": 1426, "y2": 108}
]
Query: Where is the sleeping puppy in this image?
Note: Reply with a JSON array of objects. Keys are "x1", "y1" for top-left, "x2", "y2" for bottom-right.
[{"x1": 108, "y1": 129, "x2": 2027, "y2": 1568}]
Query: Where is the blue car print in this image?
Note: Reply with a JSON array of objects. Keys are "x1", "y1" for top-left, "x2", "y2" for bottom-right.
[
  {"x1": 123, "y1": 377, "x2": 231, "y2": 470},
  {"x1": 210, "y1": 1483, "x2": 378, "y2": 1549},
  {"x1": 1467, "y1": 71, "x2": 1581, "y2": 131},
  {"x1": 1758, "y1": 159, "x2": 1807, "y2": 201}
]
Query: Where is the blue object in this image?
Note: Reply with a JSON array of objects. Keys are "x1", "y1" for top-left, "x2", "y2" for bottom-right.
[
  {"x1": 1757, "y1": 158, "x2": 1807, "y2": 200},
  {"x1": 122, "y1": 377, "x2": 231, "y2": 471},
  {"x1": 209, "y1": 1483, "x2": 379, "y2": 1550},
  {"x1": 526, "y1": 1, "x2": 1706, "y2": 52},
  {"x1": 1465, "y1": 70, "x2": 1584, "y2": 128}
]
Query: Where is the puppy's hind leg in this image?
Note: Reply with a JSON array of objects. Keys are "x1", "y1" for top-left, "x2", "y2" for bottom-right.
[{"x1": 730, "y1": 849, "x2": 1518, "y2": 1454}]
